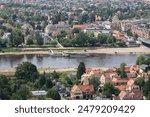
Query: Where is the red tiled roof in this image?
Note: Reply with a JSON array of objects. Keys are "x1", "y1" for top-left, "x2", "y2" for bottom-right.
[
  {"x1": 79, "y1": 85, "x2": 94, "y2": 92},
  {"x1": 71, "y1": 84, "x2": 94, "y2": 93},
  {"x1": 112, "y1": 78, "x2": 129, "y2": 83},
  {"x1": 118, "y1": 90, "x2": 143, "y2": 100},
  {"x1": 103, "y1": 72, "x2": 118, "y2": 79}
]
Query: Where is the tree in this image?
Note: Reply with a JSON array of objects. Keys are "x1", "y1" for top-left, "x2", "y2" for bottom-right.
[
  {"x1": 45, "y1": 78, "x2": 53, "y2": 89},
  {"x1": 60, "y1": 30, "x2": 67, "y2": 38},
  {"x1": 134, "y1": 77, "x2": 145, "y2": 90},
  {"x1": 75, "y1": 32, "x2": 90, "y2": 47},
  {"x1": 10, "y1": 28, "x2": 24, "y2": 46},
  {"x1": 120, "y1": 63, "x2": 127, "y2": 78},
  {"x1": 77, "y1": 62, "x2": 86, "y2": 79},
  {"x1": 89, "y1": 77, "x2": 100, "y2": 93},
  {"x1": 36, "y1": 35, "x2": 43, "y2": 45},
  {"x1": 38, "y1": 74, "x2": 46, "y2": 87},
  {"x1": 26, "y1": 39, "x2": 33, "y2": 46},
  {"x1": 0, "y1": 75, "x2": 11, "y2": 99},
  {"x1": 126, "y1": 29, "x2": 133, "y2": 37},
  {"x1": 15, "y1": 62, "x2": 39, "y2": 82},
  {"x1": 79, "y1": 13, "x2": 89, "y2": 24},
  {"x1": 72, "y1": 28, "x2": 80, "y2": 34},
  {"x1": 103, "y1": 83, "x2": 120, "y2": 98},
  {"x1": 143, "y1": 77, "x2": 150, "y2": 99},
  {"x1": 107, "y1": 36, "x2": 116, "y2": 44},
  {"x1": 47, "y1": 88, "x2": 61, "y2": 100},
  {"x1": 52, "y1": 71, "x2": 59, "y2": 80},
  {"x1": 12, "y1": 85, "x2": 31, "y2": 100},
  {"x1": 97, "y1": 34, "x2": 107, "y2": 45},
  {"x1": 50, "y1": 40, "x2": 57, "y2": 46},
  {"x1": 59, "y1": 74, "x2": 73, "y2": 86},
  {"x1": 0, "y1": 38, "x2": 7, "y2": 47},
  {"x1": 136, "y1": 55, "x2": 145, "y2": 65}
]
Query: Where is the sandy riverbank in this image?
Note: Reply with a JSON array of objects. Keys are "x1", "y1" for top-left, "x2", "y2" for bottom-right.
[
  {"x1": 0, "y1": 45, "x2": 149, "y2": 56},
  {"x1": 86, "y1": 45, "x2": 150, "y2": 54}
]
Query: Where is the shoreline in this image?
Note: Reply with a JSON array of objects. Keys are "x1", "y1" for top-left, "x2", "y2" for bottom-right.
[
  {"x1": 0, "y1": 67, "x2": 77, "y2": 76},
  {"x1": 0, "y1": 67, "x2": 108, "y2": 76},
  {"x1": 0, "y1": 45, "x2": 149, "y2": 56}
]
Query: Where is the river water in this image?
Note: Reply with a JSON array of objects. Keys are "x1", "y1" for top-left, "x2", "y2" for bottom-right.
[{"x1": 0, "y1": 54, "x2": 149, "y2": 69}]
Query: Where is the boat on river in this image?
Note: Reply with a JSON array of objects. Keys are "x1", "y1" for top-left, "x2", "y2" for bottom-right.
[{"x1": 65, "y1": 52, "x2": 90, "y2": 58}]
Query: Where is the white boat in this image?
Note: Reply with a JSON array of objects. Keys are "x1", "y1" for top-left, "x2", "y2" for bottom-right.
[{"x1": 49, "y1": 50, "x2": 69, "y2": 57}]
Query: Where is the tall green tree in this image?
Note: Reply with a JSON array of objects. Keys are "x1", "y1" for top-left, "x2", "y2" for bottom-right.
[
  {"x1": 0, "y1": 75, "x2": 11, "y2": 99},
  {"x1": 143, "y1": 77, "x2": 150, "y2": 99},
  {"x1": 10, "y1": 28, "x2": 24, "y2": 46},
  {"x1": 136, "y1": 55, "x2": 145, "y2": 65},
  {"x1": 15, "y1": 62, "x2": 39, "y2": 82},
  {"x1": 52, "y1": 71, "x2": 59, "y2": 80},
  {"x1": 77, "y1": 62, "x2": 86, "y2": 79},
  {"x1": 89, "y1": 77, "x2": 100, "y2": 93},
  {"x1": 103, "y1": 83, "x2": 120, "y2": 98},
  {"x1": 97, "y1": 34, "x2": 107, "y2": 45},
  {"x1": 45, "y1": 78, "x2": 53, "y2": 89},
  {"x1": 120, "y1": 63, "x2": 127, "y2": 78},
  {"x1": 134, "y1": 77, "x2": 145, "y2": 90},
  {"x1": 12, "y1": 85, "x2": 31, "y2": 100},
  {"x1": 47, "y1": 88, "x2": 61, "y2": 100}
]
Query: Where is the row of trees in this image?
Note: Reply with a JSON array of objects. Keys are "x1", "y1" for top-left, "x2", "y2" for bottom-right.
[{"x1": 60, "y1": 32, "x2": 116, "y2": 47}]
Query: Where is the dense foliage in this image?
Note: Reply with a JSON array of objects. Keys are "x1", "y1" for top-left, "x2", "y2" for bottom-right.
[
  {"x1": 77, "y1": 62, "x2": 86, "y2": 80},
  {"x1": 60, "y1": 32, "x2": 116, "y2": 47}
]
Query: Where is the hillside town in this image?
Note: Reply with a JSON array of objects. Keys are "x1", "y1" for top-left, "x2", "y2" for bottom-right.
[{"x1": 0, "y1": 0, "x2": 150, "y2": 100}]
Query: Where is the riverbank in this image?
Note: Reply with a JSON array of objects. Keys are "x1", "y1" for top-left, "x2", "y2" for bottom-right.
[
  {"x1": 0, "y1": 67, "x2": 77, "y2": 76},
  {"x1": 0, "y1": 45, "x2": 149, "y2": 56},
  {"x1": 0, "y1": 67, "x2": 108, "y2": 76},
  {"x1": 86, "y1": 45, "x2": 150, "y2": 55}
]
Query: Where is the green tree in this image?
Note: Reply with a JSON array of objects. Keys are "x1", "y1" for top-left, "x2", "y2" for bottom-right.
[
  {"x1": 38, "y1": 74, "x2": 46, "y2": 87},
  {"x1": 126, "y1": 29, "x2": 133, "y2": 36},
  {"x1": 120, "y1": 63, "x2": 127, "y2": 78},
  {"x1": 15, "y1": 62, "x2": 39, "y2": 82},
  {"x1": 107, "y1": 36, "x2": 116, "y2": 44},
  {"x1": 136, "y1": 55, "x2": 145, "y2": 65},
  {"x1": 75, "y1": 32, "x2": 90, "y2": 47},
  {"x1": 52, "y1": 71, "x2": 59, "y2": 80},
  {"x1": 103, "y1": 83, "x2": 120, "y2": 98},
  {"x1": 72, "y1": 28, "x2": 80, "y2": 34},
  {"x1": 0, "y1": 75, "x2": 11, "y2": 99},
  {"x1": 60, "y1": 30, "x2": 67, "y2": 38},
  {"x1": 50, "y1": 40, "x2": 58, "y2": 46},
  {"x1": 10, "y1": 28, "x2": 24, "y2": 47},
  {"x1": 79, "y1": 13, "x2": 89, "y2": 24},
  {"x1": 143, "y1": 77, "x2": 150, "y2": 99},
  {"x1": 77, "y1": 62, "x2": 86, "y2": 79},
  {"x1": 45, "y1": 78, "x2": 53, "y2": 89},
  {"x1": 0, "y1": 38, "x2": 7, "y2": 47},
  {"x1": 89, "y1": 77, "x2": 100, "y2": 93},
  {"x1": 97, "y1": 34, "x2": 107, "y2": 45},
  {"x1": 59, "y1": 74, "x2": 73, "y2": 86},
  {"x1": 47, "y1": 88, "x2": 61, "y2": 100},
  {"x1": 134, "y1": 77, "x2": 145, "y2": 90},
  {"x1": 12, "y1": 85, "x2": 31, "y2": 100},
  {"x1": 26, "y1": 39, "x2": 33, "y2": 46},
  {"x1": 36, "y1": 35, "x2": 43, "y2": 45}
]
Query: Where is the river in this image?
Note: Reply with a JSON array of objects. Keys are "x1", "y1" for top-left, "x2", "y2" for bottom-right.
[{"x1": 0, "y1": 54, "x2": 149, "y2": 69}]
